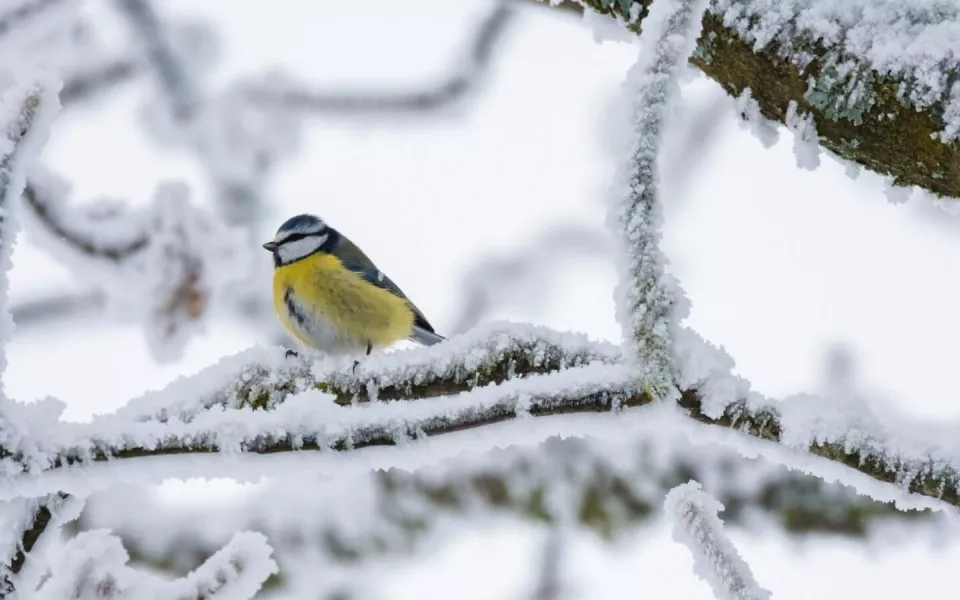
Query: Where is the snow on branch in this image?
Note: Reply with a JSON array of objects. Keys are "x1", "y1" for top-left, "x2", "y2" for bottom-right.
[
  {"x1": 34, "y1": 530, "x2": 277, "y2": 600},
  {"x1": 0, "y1": 494, "x2": 65, "y2": 595},
  {"x1": 608, "y1": 0, "x2": 707, "y2": 397},
  {"x1": 116, "y1": 321, "x2": 621, "y2": 423},
  {"x1": 21, "y1": 171, "x2": 250, "y2": 362},
  {"x1": 568, "y1": 0, "x2": 960, "y2": 200},
  {"x1": 0, "y1": 321, "x2": 958, "y2": 521},
  {"x1": 666, "y1": 481, "x2": 772, "y2": 600},
  {"x1": 0, "y1": 80, "x2": 63, "y2": 599},
  {"x1": 0, "y1": 82, "x2": 61, "y2": 448},
  {"x1": 71, "y1": 435, "x2": 930, "y2": 581}
]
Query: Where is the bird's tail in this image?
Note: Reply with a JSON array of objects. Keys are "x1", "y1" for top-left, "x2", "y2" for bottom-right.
[{"x1": 410, "y1": 325, "x2": 445, "y2": 346}]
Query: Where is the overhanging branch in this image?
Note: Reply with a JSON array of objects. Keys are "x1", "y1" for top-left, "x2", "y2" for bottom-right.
[{"x1": 566, "y1": 0, "x2": 960, "y2": 199}]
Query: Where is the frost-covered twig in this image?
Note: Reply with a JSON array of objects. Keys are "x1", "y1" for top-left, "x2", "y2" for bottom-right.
[
  {"x1": 34, "y1": 530, "x2": 277, "y2": 600},
  {"x1": 0, "y1": 81, "x2": 63, "y2": 599},
  {"x1": 666, "y1": 481, "x2": 772, "y2": 600},
  {"x1": 0, "y1": 494, "x2": 65, "y2": 595},
  {"x1": 242, "y1": 0, "x2": 515, "y2": 115},
  {"x1": 59, "y1": 57, "x2": 140, "y2": 105},
  {"x1": 71, "y1": 434, "x2": 930, "y2": 579},
  {"x1": 22, "y1": 172, "x2": 249, "y2": 361},
  {"x1": 0, "y1": 84, "x2": 60, "y2": 450},
  {"x1": 111, "y1": 0, "x2": 198, "y2": 121},
  {"x1": 10, "y1": 290, "x2": 103, "y2": 328},
  {"x1": 529, "y1": 528, "x2": 566, "y2": 600},
  {"x1": 608, "y1": 0, "x2": 707, "y2": 396},
  {"x1": 22, "y1": 177, "x2": 148, "y2": 262}
]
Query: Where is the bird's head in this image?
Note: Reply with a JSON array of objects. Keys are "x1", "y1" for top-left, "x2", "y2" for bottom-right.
[{"x1": 263, "y1": 214, "x2": 335, "y2": 266}]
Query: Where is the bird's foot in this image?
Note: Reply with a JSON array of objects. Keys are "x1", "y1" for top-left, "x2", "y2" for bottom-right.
[
  {"x1": 352, "y1": 359, "x2": 360, "y2": 374},
  {"x1": 285, "y1": 349, "x2": 299, "y2": 359}
]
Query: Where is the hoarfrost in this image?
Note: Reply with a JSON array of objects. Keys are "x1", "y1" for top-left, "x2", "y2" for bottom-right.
[{"x1": 666, "y1": 481, "x2": 772, "y2": 600}]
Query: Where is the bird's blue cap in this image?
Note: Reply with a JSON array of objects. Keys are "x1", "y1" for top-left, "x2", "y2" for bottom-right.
[{"x1": 277, "y1": 213, "x2": 325, "y2": 234}]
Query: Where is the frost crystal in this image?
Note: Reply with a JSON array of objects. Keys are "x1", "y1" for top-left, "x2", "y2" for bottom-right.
[
  {"x1": 665, "y1": 481, "x2": 772, "y2": 600},
  {"x1": 711, "y1": 0, "x2": 960, "y2": 142},
  {"x1": 734, "y1": 88, "x2": 779, "y2": 148},
  {"x1": 784, "y1": 100, "x2": 820, "y2": 170},
  {"x1": 608, "y1": 0, "x2": 708, "y2": 397}
]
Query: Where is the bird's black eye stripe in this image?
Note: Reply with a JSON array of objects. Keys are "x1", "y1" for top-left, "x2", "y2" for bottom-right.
[{"x1": 277, "y1": 232, "x2": 312, "y2": 245}]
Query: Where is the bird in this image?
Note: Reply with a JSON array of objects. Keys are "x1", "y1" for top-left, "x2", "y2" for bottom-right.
[{"x1": 262, "y1": 214, "x2": 445, "y2": 360}]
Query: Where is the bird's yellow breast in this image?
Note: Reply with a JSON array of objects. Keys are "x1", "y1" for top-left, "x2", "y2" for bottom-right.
[{"x1": 272, "y1": 252, "x2": 416, "y2": 350}]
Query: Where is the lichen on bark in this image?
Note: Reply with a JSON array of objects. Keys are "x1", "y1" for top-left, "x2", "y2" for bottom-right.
[{"x1": 574, "y1": 0, "x2": 960, "y2": 199}]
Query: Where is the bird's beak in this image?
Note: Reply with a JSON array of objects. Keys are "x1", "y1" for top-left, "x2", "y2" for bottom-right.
[{"x1": 262, "y1": 241, "x2": 278, "y2": 252}]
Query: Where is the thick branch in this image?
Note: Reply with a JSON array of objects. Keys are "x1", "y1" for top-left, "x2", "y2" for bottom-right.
[
  {"x1": 570, "y1": 0, "x2": 960, "y2": 199},
  {"x1": 0, "y1": 326, "x2": 958, "y2": 515}
]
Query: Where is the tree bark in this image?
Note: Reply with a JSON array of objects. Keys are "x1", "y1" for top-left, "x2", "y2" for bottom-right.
[{"x1": 569, "y1": 0, "x2": 960, "y2": 199}]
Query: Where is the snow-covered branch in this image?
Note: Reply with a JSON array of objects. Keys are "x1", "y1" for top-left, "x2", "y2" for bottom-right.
[
  {"x1": 666, "y1": 481, "x2": 772, "y2": 600},
  {"x1": 0, "y1": 80, "x2": 63, "y2": 598},
  {"x1": 0, "y1": 323, "x2": 958, "y2": 518},
  {"x1": 34, "y1": 530, "x2": 277, "y2": 600},
  {"x1": 567, "y1": 0, "x2": 960, "y2": 200},
  {"x1": 0, "y1": 494, "x2": 64, "y2": 595},
  {"x1": 72, "y1": 434, "x2": 922, "y2": 578},
  {"x1": 608, "y1": 0, "x2": 706, "y2": 397},
  {"x1": 21, "y1": 171, "x2": 250, "y2": 361},
  {"x1": 0, "y1": 82, "x2": 60, "y2": 450}
]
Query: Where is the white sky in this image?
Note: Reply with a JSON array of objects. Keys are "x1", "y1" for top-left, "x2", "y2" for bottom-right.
[{"x1": 6, "y1": 0, "x2": 960, "y2": 597}]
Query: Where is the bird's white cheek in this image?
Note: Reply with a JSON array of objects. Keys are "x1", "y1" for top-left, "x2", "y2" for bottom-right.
[{"x1": 278, "y1": 235, "x2": 326, "y2": 263}]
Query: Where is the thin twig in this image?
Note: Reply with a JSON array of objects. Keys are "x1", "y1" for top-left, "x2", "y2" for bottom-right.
[{"x1": 242, "y1": 0, "x2": 515, "y2": 114}]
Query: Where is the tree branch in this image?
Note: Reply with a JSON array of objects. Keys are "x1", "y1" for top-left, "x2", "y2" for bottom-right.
[
  {"x1": 0, "y1": 81, "x2": 65, "y2": 599},
  {"x1": 71, "y1": 434, "x2": 922, "y2": 595},
  {"x1": 666, "y1": 481, "x2": 772, "y2": 600},
  {"x1": 59, "y1": 58, "x2": 140, "y2": 105},
  {"x1": 567, "y1": 0, "x2": 960, "y2": 200},
  {"x1": 241, "y1": 0, "x2": 516, "y2": 115},
  {"x1": 0, "y1": 324, "x2": 956, "y2": 517},
  {"x1": 607, "y1": 0, "x2": 703, "y2": 396}
]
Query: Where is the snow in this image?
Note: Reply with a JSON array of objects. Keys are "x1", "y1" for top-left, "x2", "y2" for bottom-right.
[
  {"x1": 0, "y1": 79, "x2": 61, "y2": 467},
  {"x1": 75, "y1": 431, "x2": 938, "y2": 575},
  {"x1": 21, "y1": 171, "x2": 250, "y2": 362},
  {"x1": 116, "y1": 320, "x2": 620, "y2": 423},
  {"x1": 607, "y1": 0, "x2": 707, "y2": 397},
  {"x1": 784, "y1": 100, "x2": 820, "y2": 170},
  {"x1": 665, "y1": 481, "x2": 772, "y2": 600},
  {"x1": 733, "y1": 88, "x2": 779, "y2": 149},
  {"x1": 5, "y1": 0, "x2": 960, "y2": 597},
  {"x1": 710, "y1": 0, "x2": 960, "y2": 141},
  {"x1": 33, "y1": 529, "x2": 276, "y2": 599}
]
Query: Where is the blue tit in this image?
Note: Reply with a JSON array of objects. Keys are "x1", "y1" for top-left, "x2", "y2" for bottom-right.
[{"x1": 262, "y1": 214, "x2": 445, "y2": 357}]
